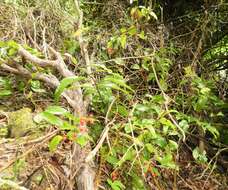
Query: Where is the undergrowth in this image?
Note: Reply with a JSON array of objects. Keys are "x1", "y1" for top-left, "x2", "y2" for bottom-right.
[{"x1": 0, "y1": 0, "x2": 228, "y2": 189}]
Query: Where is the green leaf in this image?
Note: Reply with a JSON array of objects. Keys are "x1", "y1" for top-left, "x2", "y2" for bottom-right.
[
  {"x1": 157, "y1": 153, "x2": 177, "y2": 169},
  {"x1": 192, "y1": 147, "x2": 208, "y2": 163},
  {"x1": 135, "y1": 104, "x2": 149, "y2": 112},
  {"x1": 114, "y1": 58, "x2": 125, "y2": 65},
  {"x1": 159, "y1": 79, "x2": 168, "y2": 91},
  {"x1": 8, "y1": 48, "x2": 18, "y2": 56},
  {"x1": 45, "y1": 106, "x2": 68, "y2": 115},
  {"x1": 0, "y1": 89, "x2": 12, "y2": 97},
  {"x1": 33, "y1": 113, "x2": 44, "y2": 123},
  {"x1": 120, "y1": 34, "x2": 127, "y2": 49},
  {"x1": 38, "y1": 112, "x2": 64, "y2": 127},
  {"x1": 138, "y1": 31, "x2": 146, "y2": 40},
  {"x1": 149, "y1": 11, "x2": 158, "y2": 20},
  {"x1": 131, "y1": 64, "x2": 140, "y2": 70},
  {"x1": 103, "y1": 74, "x2": 133, "y2": 92},
  {"x1": 60, "y1": 122, "x2": 77, "y2": 130},
  {"x1": 106, "y1": 155, "x2": 119, "y2": 166},
  {"x1": 154, "y1": 136, "x2": 167, "y2": 148},
  {"x1": 30, "y1": 80, "x2": 45, "y2": 93},
  {"x1": 7, "y1": 40, "x2": 19, "y2": 49},
  {"x1": 116, "y1": 148, "x2": 135, "y2": 167},
  {"x1": 179, "y1": 120, "x2": 189, "y2": 132},
  {"x1": 145, "y1": 143, "x2": 155, "y2": 153},
  {"x1": 168, "y1": 140, "x2": 178, "y2": 151},
  {"x1": 54, "y1": 76, "x2": 85, "y2": 102},
  {"x1": 49, "y1": 135, "x2": 63, "y2": 152},
  {"x1": 142, "y1": 62, "x2": 149, "y2": 71},
  {"x1": 192, "y1": 147, "x2": 199, "y2": 160},
  {"x1": 128, "y1": 25, "x2": 137, "y2": 36},
  {"x1": 130, "y1": 173, "x2": 146, "y2": 189},
  {"x1": 204, "y1": 123, "x2": 219, "y2": 139},
  {"x1": 99, "y1": 74, "x2": 133, "y2": 95},
  {"x1": 124, "y1": 123, "x2": 132, "y2": 133},
  {"x1": 117, "y1": 105, "x2": 128, "y2": 117},
  {"x1": 159, "y1": 118, "x2": 175, "y2": 129},
  {"x1": 107, "y1": 179, "x2": 125, "y2": 190},
  {"x1": 75, "y1": 134, "x2": 88, "y2": 147}
]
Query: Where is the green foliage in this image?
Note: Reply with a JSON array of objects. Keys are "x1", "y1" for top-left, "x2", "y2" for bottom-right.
[
  {"x1": 30, "y1": 80, "x2": 46, "y2": 93},
  {"x1": 49, "y1": 135, "x2": 63, "y2": 152},
  {"x1": 34, "y1": 105, "x2": 89, "y2": 149},
  {"x1": 107, "y1": 179, "x2": 125, "y2": 190},
  {"x1": 0, "y1": 40, "x2": 19, "y2": 60},
  {"x1": 192, "y1": 147, "x2": 208, "y2": 164},
  {"x1": 54, "y1": 76, "x2": 85, "y2": 102},
  {"x1": 0, "y1": 76, "x2": 12, "y2": 97},
  {"x1": 1, "y1": 0, "x2": 227, "y2": 189}
]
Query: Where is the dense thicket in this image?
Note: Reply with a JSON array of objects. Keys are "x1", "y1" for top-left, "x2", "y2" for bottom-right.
[{"x1": 0, "y1": 0, "x2": 227, "y2": 189}]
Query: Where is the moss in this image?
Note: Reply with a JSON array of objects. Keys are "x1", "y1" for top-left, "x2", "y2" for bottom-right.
[{"x1": 7, "y1": 108, "x2": 36, "y2": 138}]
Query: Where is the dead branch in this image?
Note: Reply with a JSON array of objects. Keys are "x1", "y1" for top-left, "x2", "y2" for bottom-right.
[
  {"x1": 0, "y1": 1, "x2": 97, "y2": 189},
  {"x1": 0, "y1": 44, "x2": 95, "y2": 190}
]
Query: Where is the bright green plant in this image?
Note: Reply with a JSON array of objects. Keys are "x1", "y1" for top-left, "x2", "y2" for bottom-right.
[{"x1": 34, "y1": 105, "x2": 89, "y2": 150}]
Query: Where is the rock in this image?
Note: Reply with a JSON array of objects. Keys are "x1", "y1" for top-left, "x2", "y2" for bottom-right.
[{"x1": 7, "y1": 108, "x2": 36, "y2": 138}]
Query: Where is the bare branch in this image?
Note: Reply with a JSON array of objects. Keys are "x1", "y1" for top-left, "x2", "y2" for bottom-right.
[
  {"x1": 18, "y1": 46, "x2": 57, "y2": 67},
  {"x1": 0, "y1": 60, "x2": 81, "y2": 110},
  {"x1": 74, "y1": 0, "x2": 92, "y2": 77}
]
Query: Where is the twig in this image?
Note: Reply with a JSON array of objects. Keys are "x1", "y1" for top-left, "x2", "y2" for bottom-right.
[
  {"x1": 128, "y1": 102, "x2": 146, "y2": 181},
  {"x1": 151, "y1": 55, "x2": 186, "y2": 141},
  {"x1": 74, "y1": 0, "x2": 92, "y2": 77},
  {"x1": 74, "y1": 0, "x2": 94, "y2": 109},
  {"x1": 198, "y1": 147, "x2": 228, "y2": 179},
  {"x1": 85, "y1": 98, "x2": 116, "y2": 163},
  {"x1": 98, "y1": 53, "x2": 155, "y2": 64},
  {"x1": 0, "y1": 129, "x2": 59, "y2": 173}
]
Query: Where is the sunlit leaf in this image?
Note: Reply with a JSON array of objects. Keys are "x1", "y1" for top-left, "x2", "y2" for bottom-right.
[
  {"x1": 38, "y1": 112, "x2": 64, "y2": 127},
  {"x1": 45, "y1": 106, "x2": 68, "y2": 115},
  {"x1": 157, "y1": 153, "x2": 177, "y2": 169},
  {"x1": 0, "y1": 89, "x2": 12, "y2": 97},
  {"x1": 107, "y1": 179, "x2": 125, "y2": 190},
  {"x1": 54, "y1": 76, "x2": 85, "y2": 102},
  {"x1": 49, "y1": 135, "x2": 63, "y2": 152},
  {"x1": 75, "y1": 134, "x2": 89, "y2": 147},
  {"x1": 120, "y1": 34, "x2": 127, "y2": 49}
]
